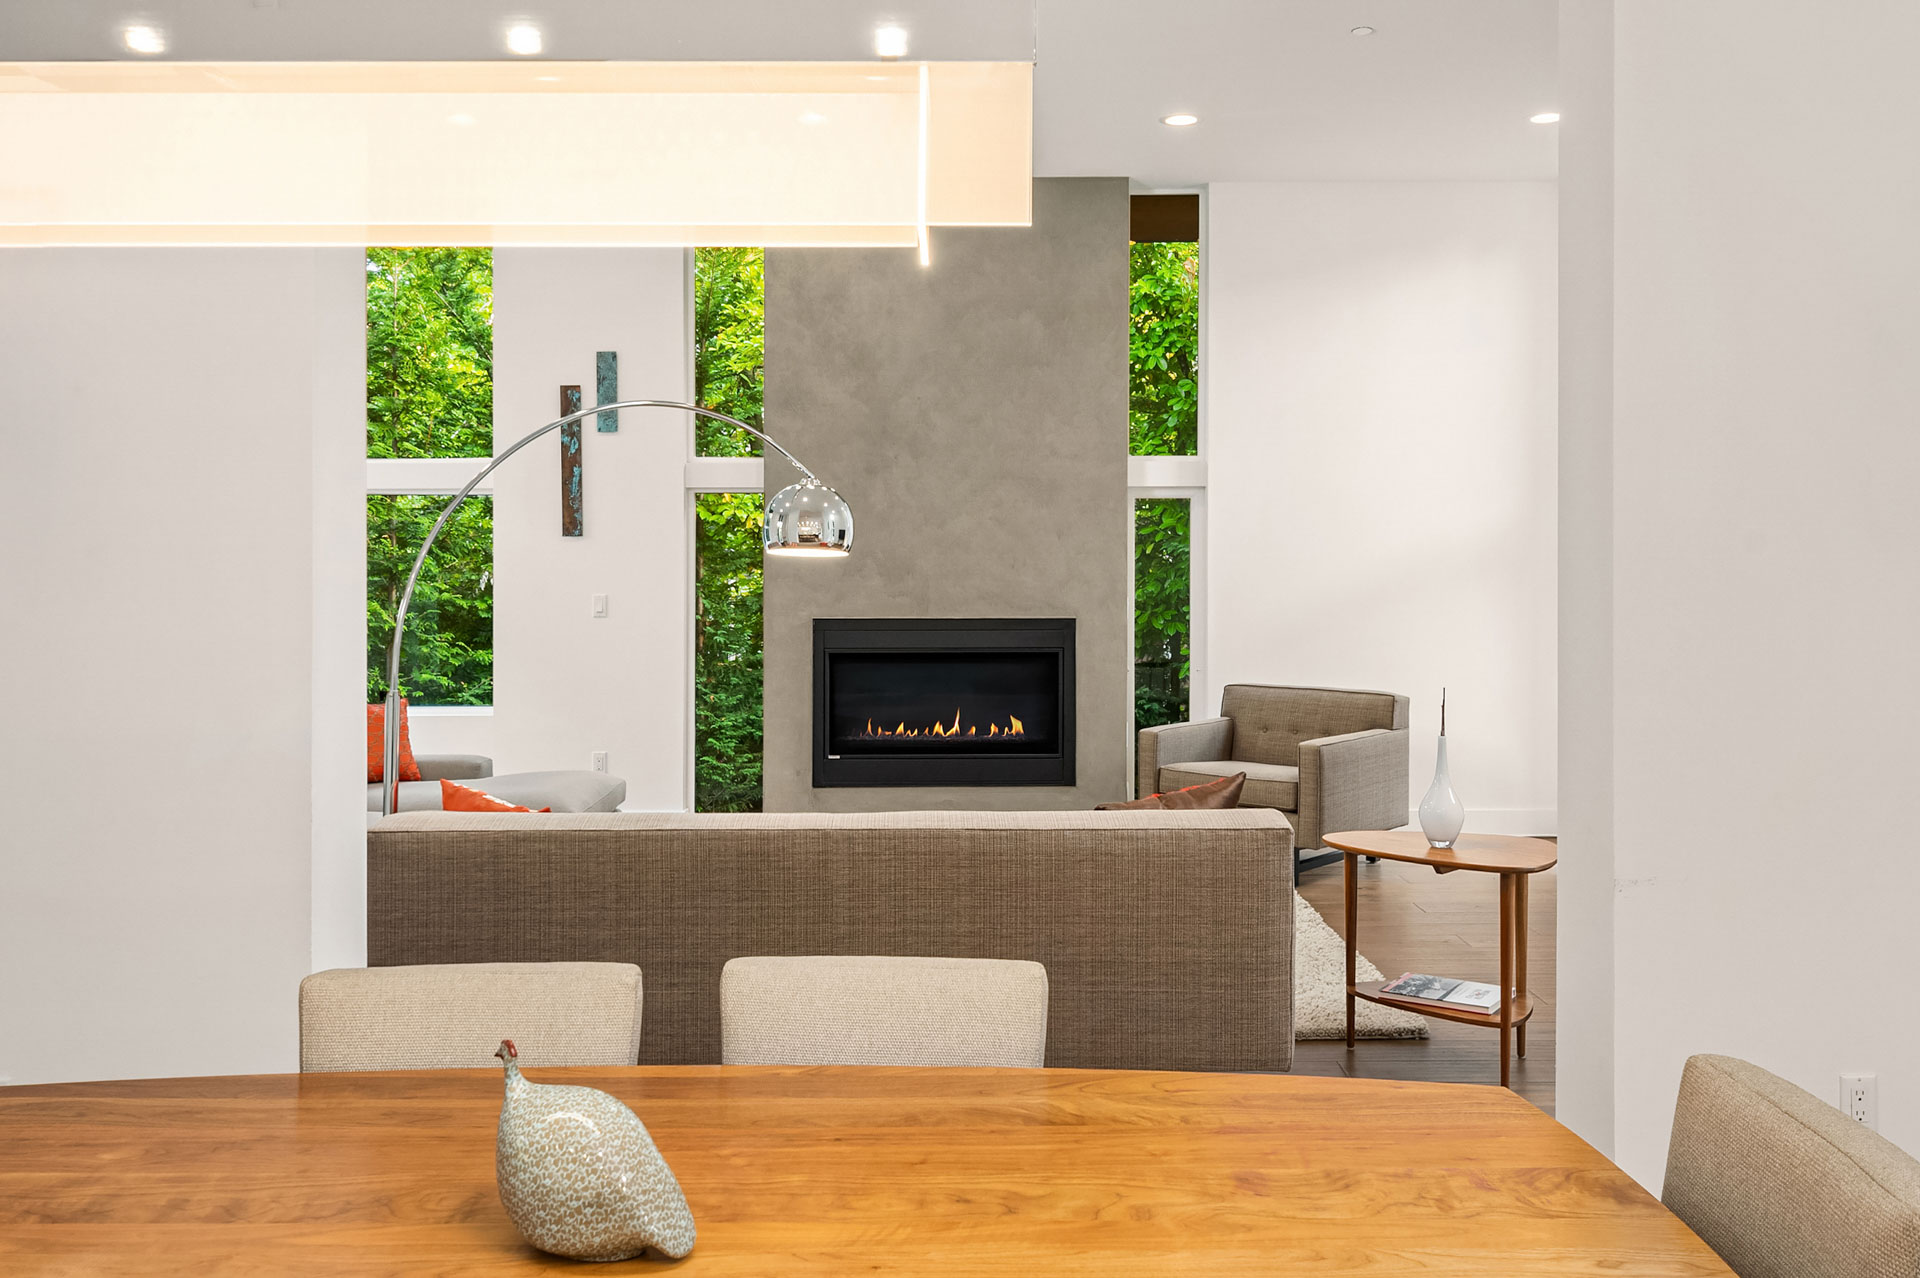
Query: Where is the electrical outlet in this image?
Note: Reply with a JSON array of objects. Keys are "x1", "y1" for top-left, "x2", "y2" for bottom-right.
[
  {"x1": 1841, "y1": 1073, "x2": 1878, "y2": 1129},
  {"x1": 591, "y1": 751, "x2": 609, "y2": 773}
]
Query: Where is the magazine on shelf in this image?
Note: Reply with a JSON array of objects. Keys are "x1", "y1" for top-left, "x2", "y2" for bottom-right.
[{"x1": 1378, "y1": 972, "x2": 1505, "y2": 1012}]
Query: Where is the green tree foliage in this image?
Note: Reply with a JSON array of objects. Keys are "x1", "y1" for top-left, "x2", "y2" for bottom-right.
[
  {"x1": 693, "y1": 248, "x2": 767, "y2": 810},
  {"x1": 694, "y1": 247, "x2": 765, "y2": 458},
  {"x1": 366, "y1": 247, "x2": 493, "y2": 458},
  {"x1": 1129, "y1": 241, "x2": 1199, "y2": 457},
  {"x1": 367, "y1": 495, "x2": 495, "y2": 706},
  {"x1": 1135, "y1": 497, "x2": 1191, "y2": 732},
  {"x1": 695, "y1": 494, "x2": 764, "y2": 811},
  {"x1": 1130, "y1": 240, "x2": 1198, "y2": 732},
  {"x1": 365, "y1": 247, "x2": 496, "y2": 706}
]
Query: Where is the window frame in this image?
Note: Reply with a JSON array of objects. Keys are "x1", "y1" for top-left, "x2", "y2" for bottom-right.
[{"x1": 1127, "y1": 187, "x2": 1208, "y2": 791}]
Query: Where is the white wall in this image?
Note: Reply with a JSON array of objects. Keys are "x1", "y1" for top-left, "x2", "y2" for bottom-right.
[
  {"x1": 0, "y1": 248, "x2": 363, "y2": 1084},
  {"x1": 483, "y1": 249, "x2": 692, "y2": 805},
  {"x1": 1560, "y1": 0, "x2": 1920, "y2": 1187},
  {"x1": 1206, "y1": 182, "x2": 1558, "y2": 833},
  {"x1": 1553, "y1": 0, "x2": 1616, "y2": 1153}
]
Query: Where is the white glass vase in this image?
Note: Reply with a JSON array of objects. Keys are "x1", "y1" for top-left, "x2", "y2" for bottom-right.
[{"x1": 1419, "y1": 736, "x2": 1466, "y2": 849}]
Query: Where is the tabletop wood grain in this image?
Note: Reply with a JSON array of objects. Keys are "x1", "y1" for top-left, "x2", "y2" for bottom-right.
[
  {"x1": 1324, "y1": 830, "x2": 1560, "y2": 874},
  {"x1": 0, "y1": 1066, "x2": 1730, "y2": 1276}
]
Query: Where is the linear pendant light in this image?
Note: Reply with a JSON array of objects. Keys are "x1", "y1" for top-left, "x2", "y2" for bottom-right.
[{"x1": 0, "y1": 60, "x2": 1032, "y2": 246}]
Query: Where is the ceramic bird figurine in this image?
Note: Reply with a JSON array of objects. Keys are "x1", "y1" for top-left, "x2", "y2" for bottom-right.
[{"x1": 493, "y1": 1039, "x2": 697, "y2": 1262}]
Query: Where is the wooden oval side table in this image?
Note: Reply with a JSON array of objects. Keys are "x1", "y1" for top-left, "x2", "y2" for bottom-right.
[{"x1": 1322, "y1": 830, "x2": 1558, "y2": 1089}]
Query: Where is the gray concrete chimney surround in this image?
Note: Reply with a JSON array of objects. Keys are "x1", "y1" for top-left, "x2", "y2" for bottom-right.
[{"x1": 762, "y1": 177, "x2": 1132, "y2": 811}]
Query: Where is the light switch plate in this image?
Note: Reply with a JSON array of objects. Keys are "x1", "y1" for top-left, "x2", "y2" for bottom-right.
[{"x1": 591, "y1": 593, "x2": 609, "y2": 618}]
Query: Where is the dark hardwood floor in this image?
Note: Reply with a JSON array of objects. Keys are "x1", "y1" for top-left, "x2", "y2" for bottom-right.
[{"x1": 1293, "y1": 853, "x2": 1556, "y2": 1114}]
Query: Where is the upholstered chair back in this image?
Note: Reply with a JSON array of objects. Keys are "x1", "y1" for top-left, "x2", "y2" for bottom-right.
[
  {"x1": 1665, "y1": 1053, "x2": 1920, "y2": 1278},
  {"x1": 720, "y1": 955, "x2": 1049, "y2": 1068},
  {"x1": 299, "y1": 962, "x2": 643, "y2": 1072},
  {"x1": 1219, "y1": 684, "x2": 1410, "y2": 767}
]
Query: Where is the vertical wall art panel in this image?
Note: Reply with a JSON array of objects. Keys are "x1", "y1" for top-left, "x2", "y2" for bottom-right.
[
  {"x1": 560, "y1": 384, "x2": 583, "y2": 537},
  {"x1": 596, "y1": 351, "x2": 619, "y2": 432}
]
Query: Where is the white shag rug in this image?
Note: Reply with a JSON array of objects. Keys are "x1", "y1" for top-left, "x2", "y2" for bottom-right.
[{"x1": 1293, "y1": 892, "x2": 1429, "y2": 1040}]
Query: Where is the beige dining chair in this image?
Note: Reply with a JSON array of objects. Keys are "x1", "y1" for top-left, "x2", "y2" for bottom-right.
[
  {"x1": 1664, "y1": 1053, "x2": 1920, "y2": 1278},
  {"x1": 720, "y1": 955, "x2": 1049, "y2": 1067},
  {"x1": 299, "y1": 962, "x2": 643, "y2": 1072}
]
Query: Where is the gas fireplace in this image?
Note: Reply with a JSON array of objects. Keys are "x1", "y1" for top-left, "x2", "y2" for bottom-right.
[{"x1": 813, "y1": 618, "x2": 1076, "y2": 787}]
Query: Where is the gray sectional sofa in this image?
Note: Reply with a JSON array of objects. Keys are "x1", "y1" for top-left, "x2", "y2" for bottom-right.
[{"x1": 366, "y1": 808, "x2": 1296, "y2": 1073}]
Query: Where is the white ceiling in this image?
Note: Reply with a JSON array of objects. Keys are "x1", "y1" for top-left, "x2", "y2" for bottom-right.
[
  {"x1": 1034, "y1": 0, "x2": 1558, "y2": 183},
  {"x1": 0, "y1": 0, "x2": 1558, "y2": 183}
]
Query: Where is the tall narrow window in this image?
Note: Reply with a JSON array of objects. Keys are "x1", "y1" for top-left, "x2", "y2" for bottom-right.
[
  {"x1": 1128, "y1": 200, "x2": 1199, "y2": 457},
  {"x1": 693, "y1": 247, "x2": 764, "y2": 457},
  {"x1": 693, "y1": 247, "x2": 766, "y2": 810},
  {"x1": 1129, "y1": 195, "x2": 1199, "y2": 731},
  {"x1": 1134, "y1": 497, "x2": 1191, "y2": 731},
  {"x1": 365, "y1": 247, "x2": 495, "y2": 706},
  {"x1": 694, "y1": 493, "x2": 764, "y2": 811}
]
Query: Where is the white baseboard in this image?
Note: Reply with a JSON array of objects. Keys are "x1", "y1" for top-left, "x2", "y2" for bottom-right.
[{"x1": 1403, "y1": 808, "x2": 1558, "y2": 838}]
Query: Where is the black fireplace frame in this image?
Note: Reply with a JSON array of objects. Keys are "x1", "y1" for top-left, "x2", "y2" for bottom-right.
[{"x1": 812, "y1": 618, "x2": 1076, "y2": 788}]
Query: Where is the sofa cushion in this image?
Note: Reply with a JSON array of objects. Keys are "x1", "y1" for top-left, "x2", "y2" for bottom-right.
[
  {"x1": 440, "y1": 778, "x2": 549, "y2": 813},
  {"x1": 1161, "y1": 759, "x2": 1298, "y2": 811},
  {"x1": 367, "y1": 770, "x2": 626, "y2": 813}
]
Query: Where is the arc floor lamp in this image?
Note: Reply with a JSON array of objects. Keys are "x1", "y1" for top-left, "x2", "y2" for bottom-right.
[{"x1": 381, "y1": 398, "x2": 852, "y2": 816}]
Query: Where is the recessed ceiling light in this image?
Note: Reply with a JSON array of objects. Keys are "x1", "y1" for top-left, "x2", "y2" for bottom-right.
[
  {"x1": 1161, "y1": 113, "x2": 1200, "y2": 128},
  {"x1": 448, "y1": 113, "x2": 475, "y2": 127},
  {"x1": 505, "y1": 23, "x2": 543, "y2": 56},
  {"x1": 122, "y1": 24, "x2": 166, "y2": 55},
  {"x1": 1531, "y1": 112, "x2": 1561, "y2": 124},
  {"x1": 873, "y1": 24, "x2": 909, "y2": 59},
  {"x1": 1350, "y1": 26, "x2": 1376, "y2": 36}
]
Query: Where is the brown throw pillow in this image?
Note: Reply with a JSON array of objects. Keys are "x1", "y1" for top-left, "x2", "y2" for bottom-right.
[{"x1": 1096, "y1": 772, "x2": 1246, "y2": 811}]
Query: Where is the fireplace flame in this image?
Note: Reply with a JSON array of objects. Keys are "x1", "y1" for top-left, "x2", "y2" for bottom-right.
[{"x1": 856, "y1": 708, "x2": 1027, "y2": 741}]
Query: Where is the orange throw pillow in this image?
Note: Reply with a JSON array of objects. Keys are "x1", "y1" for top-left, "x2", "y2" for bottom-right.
[
  {"x1": 1096, "y1": 772, "x2": 1246, "y2": 811},
  {"x1": 367, "y1": 699, "x2": 422, "y2": 784},
  {"x1": 439, "y1": 779, "x2": 551, "y2": 814}
]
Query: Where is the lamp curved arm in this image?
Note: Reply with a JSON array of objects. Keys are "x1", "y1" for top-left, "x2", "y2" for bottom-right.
[{"x1": 381, "y1": 399, "x2": 815, "y2": 815}]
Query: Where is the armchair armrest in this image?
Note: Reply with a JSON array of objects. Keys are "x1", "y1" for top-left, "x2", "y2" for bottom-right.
[
  {"x1": 1294, "y1": 728, "x2": 1409, "y2": 851},
  {"x1": 414, "y1": 754, "x2": 494, "y2": 782},
  {"x1": 1136, "y1": 716, "x2": 1234, "y2": 799}
]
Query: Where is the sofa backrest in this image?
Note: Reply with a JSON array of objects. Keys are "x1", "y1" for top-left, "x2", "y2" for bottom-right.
[
  {"x1": 368, "y1": 808, "x2": 1295, "y2": 1073},
  {"x1": 1219, "y1": 684, "x2": 1410, "y2": 767}
]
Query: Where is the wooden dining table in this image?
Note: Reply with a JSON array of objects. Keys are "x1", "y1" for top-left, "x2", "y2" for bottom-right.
[{"x1": 0, "y1": 1065, "x2": 1731, "y2": 1275}]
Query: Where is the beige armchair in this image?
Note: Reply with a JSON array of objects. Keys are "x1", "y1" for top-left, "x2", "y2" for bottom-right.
[{"x1": 1137, "y1": 684, "x2": 1410, "y2": 859}]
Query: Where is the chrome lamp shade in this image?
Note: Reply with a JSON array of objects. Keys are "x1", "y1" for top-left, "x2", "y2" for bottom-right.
[{"x1": 765, "y1": 478, "x2": 854, "y2": 557}]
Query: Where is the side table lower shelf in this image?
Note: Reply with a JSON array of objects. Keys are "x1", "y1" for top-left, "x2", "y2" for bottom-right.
[{"x1": 1351, "y1": 981, "x2": 1538, "y2": 1030}]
